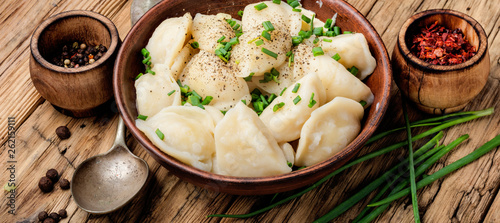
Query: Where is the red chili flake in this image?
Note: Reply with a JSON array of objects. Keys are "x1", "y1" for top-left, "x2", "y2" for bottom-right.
[{"x1": 410, "y1": 21, "x2": 476, "y2": 65}]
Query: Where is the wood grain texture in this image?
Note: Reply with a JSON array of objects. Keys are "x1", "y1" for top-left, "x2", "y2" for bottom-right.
[{"x1": 0, "y1": 0, "x2": 499, "y2": 222}]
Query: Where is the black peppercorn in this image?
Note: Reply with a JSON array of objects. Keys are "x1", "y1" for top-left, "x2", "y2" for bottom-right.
[
  {"x1": 59, "y1": 179, "x2": 70, "y2": 190},
  {"x1": 99, "y1": 44, "x2": 107, "y2": 52},
  {"x1": 46, "y1": 169, "x2": 59, "y2": 183},
  {"x1": 43, "y1": 218, "x2": 55, "y2": 223},
  {"x1": 62, "y1": 45, "x2": 68, "y2": 52},
  {"x1": 58, "y1": 209, "x2": 67, "y2": 219},
  {"x1": 38, "y1": 177, "x2": 53, "y2": 193},
  {"x1": 55, "y1": 126, "x2": 71, "y2": 140},
  {"x1": 38, "y1": 211, "x2": 48, "y2": 221},
  {"x1": 49, "y1": 212, "x2": 60, "y2": 222}
]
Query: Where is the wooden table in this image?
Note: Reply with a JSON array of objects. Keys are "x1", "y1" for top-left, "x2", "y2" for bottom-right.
[{"x1": 1, "y1": 0, "x2": 499, "y2": 222}]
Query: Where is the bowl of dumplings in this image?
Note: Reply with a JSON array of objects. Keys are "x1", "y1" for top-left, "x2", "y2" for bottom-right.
[{"x1": 114, "y1": 0, "x2": 392, "y2": 195}]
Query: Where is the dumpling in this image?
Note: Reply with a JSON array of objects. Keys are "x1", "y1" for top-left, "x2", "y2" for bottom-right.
[
  {"x1": 259, "y1": 73, "x2": 326, "y2": 143},
  {"x1": 295, "y1": 97, "x2": 364, "y2": 167},
  {"x1": 170, "y1": 40, "x2": 200, "y2": 79},
  {"x1": 214, "y1": 102, "x2": 292, "y2": 177},
  {"x1": 135, "y1": 65, "x2": 181, "y2": 117},
  {"x1": 192, "y1": 13, "x2": 236, "y2": 54},
  {"x1": 136, "y1": 106, "x2": 216, "y2": 172},
  {"x1": 242, "y1": 1, "x2": 302, "y2": 35},
  {"x1": 280, "y1": 142, "x2": 296, "y2": 167},
  {"x1": 293, "y1": 44, "x2": 374, "y2": 107},
  {"x1": 300, "y1": 8, "x2": 326, "y2": 32},
  {"x1": 179, "y1": 50, "x2": 251, "y2": 111},
  {"x1": 146, "y1": 13, "x2": 192, "y2": 67},
  {"x1": 231, "y1": 27, "x2": 291, "y2": 77},
  {"x1": 251, "y1": 61, "x2": 304, "y2": 95},
  {"x1": 318, "y1": 33, "x2": 377, "y2": 80}
]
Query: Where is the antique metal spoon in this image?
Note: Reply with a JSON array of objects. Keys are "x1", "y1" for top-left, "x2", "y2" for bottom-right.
[{"x1": 71, "y1": 116, "x2": 149, "y2": 214}]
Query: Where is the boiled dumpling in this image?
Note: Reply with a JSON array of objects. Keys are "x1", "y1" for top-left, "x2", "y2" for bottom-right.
[
  {"x1": 318, "y1": 33, "x2": 377, "y2": 80},
  {"x1": 259, "y1": 73, "x2": 326, "y2": 143},
  {"x1": 214, "y1": 102, "x2": 292, "y2": 177},
  {"x1": 179, "y1": 50, "x2": 251, "y2": 111},
  {"x1": 293, "y1": 44, "x2": 374, "y2": 107},
  {"x1": 135, "y1": 65, "x2": 181, "y2": 117},
  {"x1": 231, "y1": 27, "x2": 291, "y2": 77},
  {"x1": 145, "y1": 13, "x2": 192, "y2": 67},
  {"x1": 192, "y1": 13, "x2": 236, "y2": 54},
  {"x1": 242, "y1": 1, "x2": 302, "y2": 35},
  {"x1": 170, "y1": 40, "x2": 200, "y2": 79},
  {"x1": 136, "y1": 106, "x2": 216, "y2": 171},
  {"x1": 280, "y1": 142, "x2": 296, "y2": 167},
  {"x1": 251, "y1": 61, "x2": 304, "y2": 95},
  {"x1": 295, "y1": 97, "x2": 364, "y2": 167}
]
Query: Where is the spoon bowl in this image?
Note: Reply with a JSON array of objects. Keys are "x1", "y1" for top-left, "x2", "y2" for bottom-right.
[{"x1": 71, "y1": 117, "x2": 149, "y2": 214}]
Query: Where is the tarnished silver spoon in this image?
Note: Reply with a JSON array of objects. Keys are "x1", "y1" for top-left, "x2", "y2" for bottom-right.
[{"x1": 71, "y1": 116, "x2": 149, "y2": 214}]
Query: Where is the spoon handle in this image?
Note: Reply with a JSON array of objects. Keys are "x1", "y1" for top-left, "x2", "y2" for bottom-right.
[{"x1": 113, "y1": 116, "x2": 127, "y2": 149}]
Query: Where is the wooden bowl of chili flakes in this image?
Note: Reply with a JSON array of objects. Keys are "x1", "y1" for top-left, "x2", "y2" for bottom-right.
[{"x1": 392, "y1": 9, "x2": 489, "y2": 115}]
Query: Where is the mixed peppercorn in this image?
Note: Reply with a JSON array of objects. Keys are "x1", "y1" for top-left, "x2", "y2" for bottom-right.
[{"x1": 52, "y1": 42, "x2": 107, "y2": 68}]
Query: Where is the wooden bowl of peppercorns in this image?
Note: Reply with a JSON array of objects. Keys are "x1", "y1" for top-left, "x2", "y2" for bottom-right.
[
  {"x1": 30, "y1": 10, "x2": 121, "y2": 117},
  {"x1": 392, "y1": 9, "x2": 489, "y2": 114}
]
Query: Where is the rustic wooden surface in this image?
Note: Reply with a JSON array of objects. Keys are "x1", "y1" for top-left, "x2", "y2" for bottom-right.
[{"x1": 1, "y1": 0, "x2": 499, "y2": 222}]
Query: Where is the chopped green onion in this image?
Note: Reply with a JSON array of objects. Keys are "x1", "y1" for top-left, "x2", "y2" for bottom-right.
[
  {"x1": 146, "y1": 70, "x2": 156, "y2": 75},
  {"x1": 233, "y1": 24, "x2": 241, "y2": 30},
  {"x1": 292, "y1": 8, "x2": 302, "y2": 12},
  {"x1": 298, "y1": 30, "x2": 312, "y2": 39},
  {"x1": 360, "y1": 100, "x2": 367, "y2": 107},
  {"x1": 324, "y1": 18, "x2": 333, "y2": 29},
  {"x1": 325, "y1": 31, "x2": 334, "y2": 37},
  {"x1": 155, "y1": 128, "x2": 164, "y2": 140},
  {"x1": 301, "y1": 15, "x2": 311, "y2": 23},
  {"x1": 141, "y1": 48, "x2": 150, "y2": 57},
  {"x1": 228, "y1": 37, "x2": 239, "y2": 45},
  {"x1": 292, "y1": 36, "x2": 303, "y2": 46},
  {"x1": 254, "y1": 2, "x2": 268, "y2": 11},
  {"x1": 288, "y1": 53, "x2": 294, "y2": 67},
  {"x1": 238, "y1": 10, "x2": 244, "y2": 16},
  {"x1": 322, "y1": 38, "x2": 332, "y2": 42},
  {"x1": 247, "y1": 36, "x2": 260, "y2": 44},
  {"x1": 312, "y1": 47, "x2": 324, "y2": 56},
  {"x1": 308, "y1": 93, "x2": 317, "y2": 108},
  {"x1": 221, "y1": 110, "x2": 227, "y2": 115},
  {"x1": 167, "y1": 90, "x2": 176, "y2": 96},
  {"x1": 261, "y1": 47, "x2": 278, "y2": 59},
  {"x1": 137, "y1": 114, "x2": 148, "y2": 121},
  {"x1": 313, "y1": 27, "x2": 323, "y2": 36},
  {"x1": 273, "y1": 102, "x2": 285, "y2": 112},
  {"x1": 142, "y1": 56, "x2": 151, "y2": 64},
  {"x1": 135, "y1": 73, "x2": 143, "y2": 80},
  {"x1": 286, "y1": 51, "x2": 293, "y2": 57},
  {"x1": 226, "y1": 19, "x2": 237, "y2": 27},
  {"x1": 348, "y1": 66, "x2": 359, "y2": 76},
  {"x1": 343, "y1": 31, "x2": 352, "y2": 34},
  {"x1": 217, "y1": 36, "x2": 226, "y2": 43},
  {"x1": 332, "y1": 53, "x2": 341, "y2": 61},
  {"x1": 310, "y1": 14, "x2": 315, "y2": 31},
  {"x1": 292, "y1": 83, "x2": 300, "y2": 93},
  {"x1": 287, "y1": 161, "x2": 293, "y2": 167},
  {"x1": 263, "y1": 21, "x2": 275, "y2": 31},
  {"x1": 260, "y1": 95, "x2": 269, "y2": 106},
  {"x1": 253, "y1": 101, "x2": 264, "y2": 114},
  {"x1": 190, "y1": 41, "x2": 199, "y2": 49},
  {"x1": 255, "y1": 39, "x2": 264, "y2": 46},
  {"x1": 202, "y1": 96, "x2": 213, "y2": 105},
  {"x1": 313, "y1": 37, "x2": 320, "y2": 44},
  {"x1": 261, "y1": 30, "x2": 271, "y2": 40},
  {"x1": 241, "y1": 99, "x2": 247, "y2": 104},
  {"x1": 333, "y1": 26, "x2": 341, "y2": 36},
  {"x1": 293, "y1": 95, "x2": 301, "y2": 105},
  {"x1": 244, "y1": 72, "x2": 254, "y2": 81},
  {"x1": 268, "y1": 94, "x2": 277, "y2": 103},
  {"x1": 280, "y1": 87, "x2": 287, "y2": 96},
  {"x1": 289, "y1": 0, "x2": 300, "y2": 8},
  {"x1": 273, "y1": 0, "x2": 281, "y2": 4}
]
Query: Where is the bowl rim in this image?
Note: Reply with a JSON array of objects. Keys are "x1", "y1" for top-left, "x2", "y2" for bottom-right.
[
  {"x1": 397, "y1": 9, "x2": 488, "y2": 72},
  {"x1": 114, "y1": 0, "x2": 392, "y2": 194},
  {"x1": 30, "y1": 10, "x2": 120, "y2": 74}
]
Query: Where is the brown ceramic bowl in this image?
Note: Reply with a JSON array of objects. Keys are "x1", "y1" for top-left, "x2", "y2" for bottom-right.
[
  {"x1": 392, "y1": 9, "x2": 489, "y2": 115},
  {"x1": 30, "y1": 10, "x2": 121, "y2": 117},
  {"x1": 114, "y1": 0, "x2": 392, "y2": 195}
]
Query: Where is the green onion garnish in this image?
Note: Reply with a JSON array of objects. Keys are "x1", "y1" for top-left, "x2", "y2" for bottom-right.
[
  {"x1": 301, "y1": 15, "x2": 311, "y2": 23},
  {"x1": 325, "y1": 31, "x2": 334, "y2": 37},
  {"x1": 229, "y1": 37, "x2": 239, "y2": 45},
  {"x1": 135, "y1": 73, "x2": 143, "y2": 80},
  {"x1": 312, "y1": 47, "x2": 324, "y2": 56},
  {"x1": 323, "y1": 38, "x2": 332, "y2": 42},
  {"x1": 142, "y1": 56, "x2": 151, "y2": 64},
  {"x1": 293, "y1": 95, "x2": 301, "y2": 105},
  {"x1": 202, "y1": 96, "x2": 213, "y2": 105},
  {"x1": 241, "y1": 99, "x2": 246, "y2": 104},
  {"x1": 141, "y1": 48, "x2": 150, "y2": 57},
  {"x1": 280, "y1": 87, "x2": 287, "y2": 96},
  {"x1": 292, "y1": 83, "x2": 300, "y2": 93},
  {"x1": 289, "y1": 0, "x2": 300, "y2": 8},
  {"x1": 313, "y1": 37, "x2": 320, "y2": 44},
  {"x1": 268, "y1": 93, "x2": 277, "y2": 103},
  {"x1": 238, "y1": 10, "x2": 244, "y2": 16},
  {"x1": 261, "y1": 30, "x2": 271, "y2": 40},
  {"x1": 343, "y1": 31, "x2": 352, "y2": 34},
  {"x1": 255, "y1": 39, "x2": 264, "y2": 46},
  {"x1": 313, "y1": 27, "x2": 323, "y2": 36},
  {"x1": 333, "y1": 26, "x2": 341, "y2": 36},
  {"x1": 254, "y1": 2, "x2": 268, "y2": 11},
  {"x1": 137, "y1": 114, "x2": 148, "y2": 121},
  {"x1": 146, "y1": 70, "x2": 156, "y2": 75},
  {"x1": 273, "y1": 0, "x2": 281, "y2": 4},
  {"x1": 286, "y1": 51, "x2": 293, "y2": 57},
  {"x1": 263, "y1": 21, "x2": 275, "y2": 31},
  {"x1": 220, "y1": 110, "x2": 227, "y2": 115},
  {"x1": 217, "y1": 36, "x2": 226, "y2": 43},
  {"x1": 292, "y1": 36, "x2": 303, "y2": 46},
  {"x1": 332, "y1": 53, "x2": 341, "y2": 61},
  {"x1": 324, "y1": 18, "x2": 333, "y2": 29},
  {"x1": 288, "y1": 53, "x2": 294, "y2": 67},
  {"x1": 292, "y1": 8, "x2": 302, "y2": 12},
  {"x1": 244, "y1": 72, "x2": 254, "y2": 81},
  {"x1": 155, "y1": 128, "x2": 164, "y2": 140},
  {"x1": 308, "y1": 93, "x2": 317, "y2": 108},
  {"x1": 167, "y1": 90, "x2": 176, "y2": 96},
  {"x1": 190, "y1": 41, "x2": 199, "y2": 49},
  {"x1": 273, "y1": 102, "x2": 285, "y2": 112},
  {"x1": 261, "y1": 47, "x2": 278, "y2": 59},
  {"x1": 348, "y1": 66, "x2": 359, "y2": 76},
  {"x1": 287, "y1": 161, "x2": 293, "y2": 167},
  {"x1": 360, "y1": 100, "x2": 367, "y2": 107},
  {"x1": 233, "y1": 24, "x2": 241, "y2": 30}
]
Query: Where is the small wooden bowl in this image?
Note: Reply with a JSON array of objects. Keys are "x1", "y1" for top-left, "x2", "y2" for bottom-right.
[
  {"x1": 30, "y1": 10, "x2": 121, "y2": 117},
  {"x1": 114, "y1": 0, "x2": 392, "y2": 195},
  {"x1": 392, "y1": 9, "x2": 489, "y2": 115}
]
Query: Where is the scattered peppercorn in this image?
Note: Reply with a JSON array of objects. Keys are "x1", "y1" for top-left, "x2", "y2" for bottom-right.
[
  {"x1": 49, "y1": 212, "x2": 60, "y2": 222},
  {"x1": 52, "y1": 42, "x2": 107, "y2": 68},
  {"x1": 55, "y1": 126, "x2": 71, "y2": 140},
  {"x1": 38, "y1": 177, "x2": 53, "y2": 193},
  {"x1": 58, "y1": 209, "x2": 67, "y2": 219},
  {"x1": 59, "y1": 179, "x2": 70, "y2": 190},
  {"x1": 38, "y1": 211, "x2": 48, "y2": 221},
  {"x1": 43, "y1": 218, "x2": 55, "y2": 223},
  {"x1": 46, "y1": 169, "x2": 59, "y2": 183}
]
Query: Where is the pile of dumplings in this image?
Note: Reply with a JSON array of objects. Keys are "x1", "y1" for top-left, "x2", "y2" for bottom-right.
[{"x1": 135, "y1": 1, "x2": 377, "y2": 177}]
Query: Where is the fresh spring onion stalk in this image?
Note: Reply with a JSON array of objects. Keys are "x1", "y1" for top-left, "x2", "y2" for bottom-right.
[
  {"x1": 206, "y1": 108, "x2": 494, "y2": 219},
  {"x1": 402, "y1": 99, "x2": 420, "y2": 223}
]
